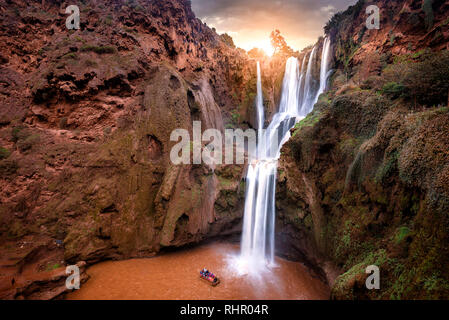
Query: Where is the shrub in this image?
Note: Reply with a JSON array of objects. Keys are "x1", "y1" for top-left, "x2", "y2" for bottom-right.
[
  {"x1": 62, "y1": 52, "x2": 77, "y2": 59},
  {"x1": 389, "y1": 31, "x2": 396, "y2": 46},
  {"x1": 11, "y1": 125, "x2": 26, "y2": 142},
  {"x1": 81, "y1": 44, "x2": 116, "y2": 54},
  {"x1": 381, "y1": 50, "x2": 449, "y2": 106},
  {"x1": 45, "y1": 263, "x2": 61, "y2": 271},
  {"x1": 84, "y1": 59, "x2": 98, "y2": 67},
  {"x1": 231, "y1": 111, "x2": 240, "y2": 124},
  {"x1": 103, "y1": 15, "x2": 113, "y2": 26},
  {"x1": 0, "y1": 147, "x2": 10, "y2": 159},
  {"x1": 0, "y1": 159, "x2": 18, "y2": 175},
  {"x1": 394, "y1": 226, "x2": 412, "y2": 244},
  {"x1": 404, "y1": 50, "x2": 449, "y2": 106},
  {"x1": 17, "y1": 134, "x2": 40, "y2": 152},
  {"x1": 361, "y1": 76, "x2": 384, "y2": 91},
  {"x1": 11, "y1": 126, "x2": 41, "y2": 151},
  {"x1": 381, "y1": 82, "x2": 407, "y2": 99},
  {"x1": 59, "y1": 117, "x2": 68, "y2": 129},
  {"x1": 94, "y1": 46, "x2": 116, "y2": 54}
]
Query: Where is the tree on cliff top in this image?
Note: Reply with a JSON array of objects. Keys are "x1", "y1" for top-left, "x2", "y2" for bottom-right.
[{"x1": 270, "y1": 30, "x2": 294, "y2": 56}]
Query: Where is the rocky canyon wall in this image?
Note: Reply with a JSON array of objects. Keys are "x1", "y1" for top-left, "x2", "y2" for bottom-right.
[
  {"x1": 0, "y1": 0, "x2": 262, "y2": 299},
  {"x1": 276, "y1": 0, "x2": 449, "y2": 299}
]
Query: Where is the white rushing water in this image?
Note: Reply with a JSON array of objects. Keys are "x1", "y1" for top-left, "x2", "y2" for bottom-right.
[
  {"x1": 256, "y1": 62, "x2": 265, "y2": 159},
  {"x1": 238, "y1": 38, "x2": 332, "y2": 273},
  {"x1": 301, "y1": 46, "x2": 317, "y2": 114},
  {"x1": 314, "y1": 37, "x2": 331, "y2": 105}
]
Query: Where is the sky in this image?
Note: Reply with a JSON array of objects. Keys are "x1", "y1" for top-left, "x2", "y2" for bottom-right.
[{"x1": 191, "y1": 0, "x2": 358, "y2": 54}]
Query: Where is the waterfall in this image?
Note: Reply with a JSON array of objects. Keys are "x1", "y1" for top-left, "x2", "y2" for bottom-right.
[
  {"x1": 300, "y1": 46, "x2": 317, "y2": 116},
  {"x1": 240, "y1": 57, "x2": 301, "y2": 270},
  {"x1": 256, "y1": 62, "x2": 265, "y2": 159},
  {"x1": 238, "y1": 37, "x2": 332, "y2": 273},
  {"x1": 313, "y1": 37, "x2": 331, "y2": 105},
  {"x1": 297, "y1": 54, "x2": 308, "y2": 106}
]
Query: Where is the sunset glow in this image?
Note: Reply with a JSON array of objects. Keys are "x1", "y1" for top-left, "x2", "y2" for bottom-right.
[
  {"x1": 192, "y1": 0, "x2": 358, "y2": 52},
  {"x1": 256, "y1": 38, "x2": 275, "y2": 56}
]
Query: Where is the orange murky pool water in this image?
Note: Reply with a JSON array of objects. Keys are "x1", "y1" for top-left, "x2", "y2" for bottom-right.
[{"x1": 67, "y1": 242, "x2": 329, "y2": 300}]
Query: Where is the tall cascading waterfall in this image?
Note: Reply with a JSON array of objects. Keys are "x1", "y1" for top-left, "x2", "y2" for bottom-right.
[{"x1": 239, "y1": 38, "x2": 332, "y2": 271}]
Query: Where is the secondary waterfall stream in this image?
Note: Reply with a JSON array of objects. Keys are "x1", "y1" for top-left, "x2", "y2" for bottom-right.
[{"x1": 239, "y1": 38, "x2": 332, "y2": 272}]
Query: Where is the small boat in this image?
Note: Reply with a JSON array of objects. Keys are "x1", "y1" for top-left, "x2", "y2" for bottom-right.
[{"x1": 199, "y1": 269, "x2": 220, "y2": 287}]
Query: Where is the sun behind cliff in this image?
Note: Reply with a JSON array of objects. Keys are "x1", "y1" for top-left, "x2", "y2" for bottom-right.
[
  {"x1": 256, "y1": 39, "x2": 275, "y2": 57},
  {"x1": 247, "y1": 30, "x2": 296, "y2": 58}
]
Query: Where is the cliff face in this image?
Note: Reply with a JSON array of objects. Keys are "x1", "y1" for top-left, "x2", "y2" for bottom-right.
[
  {"x1": 327, "y1": 0, "x2": 449, "y2": 84},
  {"x1": 2, "y1": 0, "x2": 448, "y2": 301},
  {"x1": 0, "y1": 0, "x2": 257, "y2": 299},
  {"x1": 277, "y1": 0, "x2": 449, "y2": 299}
]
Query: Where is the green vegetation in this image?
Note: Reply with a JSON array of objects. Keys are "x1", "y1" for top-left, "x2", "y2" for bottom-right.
[
  {"x1": 7, "y1": 221, "x2": 27, "y2": 239},
  {"x1": 281, "y1": 0, "x2": 449, "y2": 301},
  {"x1": 37, "y1": 46, "x2": 52, "y2": 56},
  {"x1": 0, "y1": 158, "x2": 18, "y2": 175},
  {"x1": 124, "y1": 27, "x2": 137, "y2": 34},
  {"x1": 0, "y1": 147, "x2": 10, "y2": 160},
  {"x1": 62, "y1": 52, "x2": 77, "y2": 60},
  {"x1": 293, "y1": 110, "x2": 322, "y2": 135},
  {"x1": 381, "y1": 82, "x2": 406, "y2": 99},
  {"x1": 441, "y1": 17, "x2": 449, "y2": 27},
  {"x1": 17, "y1": 134, "x2": 40, "y2": 152},
  {"x1": 338, "y1": 136, "x2": 363, "y2": 157},
  {"x1": 335, "y1": 37, "x2": 360, "y2": 81},
  {"x1": 84, "y1": 59, "x2": 98, "y2": 67},
  {"x1": 12, "y1": 126, "x2": 41, "y2": 152},
  {"x1": 394, "y1": 226, "x2": 412, "y2": 244},
  {"x1": 404, "y1": 50, "x2": 449, "y2": 106},
  {"x1": 231, "y1": 111, "x2": 240, "y2": 124},
  {"x1": 411, "y1": 49, "x2": 427, "y2": 60},
  {"x1": 324, "y1": 0, "x2": 365, "y2": 34},
  {"x1": 237, "y1": 72, "x2": 257, "y2": 125},
  {"x1": 103, "y1": 15, "x2": 113, "y2": 26},
  {"x1": 45, "y1": 263, "x2": 61, "y2": 271},
  {"x1": 423, "y1": 274, "x2": 449, "y2": 294},
  {"x1": 332, "y1": 249, "x2": 394, "y2": 299},
  {"x1": 381, "y1": 50, "x2": 449, "y2": 106},
  {"x1": 11, "y1": 125, "x2": 25, "y2": 142},
  {"x1": 81, "y1": 44, "x2": 117, "y2": 54},
  {"x1": 375, "y1": 151, "x2": 399, "y2": 184},
  {"x1": 59, "y1": 117, "x2": 68, "y2": 129},
  {"x1": 389, "y1": 31, "x2": 396, "y2": 46}
]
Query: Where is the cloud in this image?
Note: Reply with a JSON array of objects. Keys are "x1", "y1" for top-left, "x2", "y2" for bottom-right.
[
  {"x1": 191, "y1": 0, "x2": 358, "y2": 51},
  {"x1": 320, "y1": 5, "x2": 337, "y2": 16}
]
